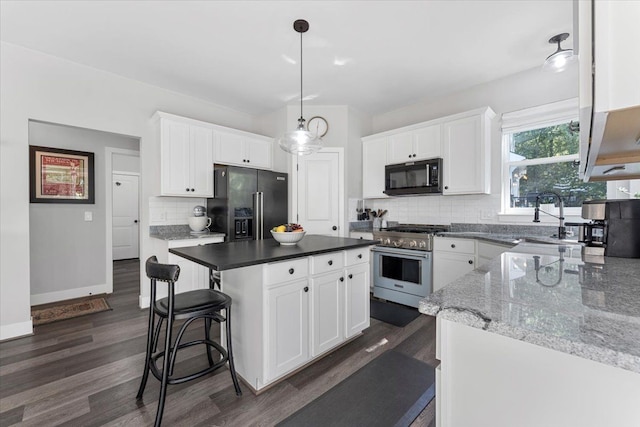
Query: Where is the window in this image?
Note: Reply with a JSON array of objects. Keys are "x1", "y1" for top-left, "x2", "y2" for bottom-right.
[{"x1": 502, "y1": 99, "x2": 606, "y2": 214}]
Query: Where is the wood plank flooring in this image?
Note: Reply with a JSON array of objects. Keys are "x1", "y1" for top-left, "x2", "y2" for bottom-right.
[{"x1": 0, "y1": 259, "x2": 437, "y2": 426}]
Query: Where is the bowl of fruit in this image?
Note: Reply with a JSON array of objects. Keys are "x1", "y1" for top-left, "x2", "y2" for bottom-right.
[{"x1": 270, "y1": 223, "x2": 305, "y2": 245}]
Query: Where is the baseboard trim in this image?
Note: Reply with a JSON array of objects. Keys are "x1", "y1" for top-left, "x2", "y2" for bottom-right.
[
  {"x1": 0, "y1": 319, "x2": 33, "y2": 341},
  {"x1": 30, "y1": 284, "x2": 109, "y2": 306}
]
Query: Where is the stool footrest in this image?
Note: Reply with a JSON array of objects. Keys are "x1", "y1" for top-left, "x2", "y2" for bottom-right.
[{"x1": 149, "y1": 339, "x2": 229, "y2": 385}]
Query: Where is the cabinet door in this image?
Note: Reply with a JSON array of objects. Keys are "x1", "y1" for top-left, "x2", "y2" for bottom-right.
[
  {"x1": 433, "y1": 251, "x2": 476, "y2": 292},
  {"x1": 245, "y1": 137, "x2": 272, "y2": 169},
  {"x1": 189, "y1": 125, "x2": 214, "y2": 197},
  {"x1": 344, "y1": 264, "x2": 370, "y2": 339},
  {"x1": 443, "y1": 115, "x2": 488, "y2": 195},
  {"x1": 362, "y1": 137, "x2": 388, "y2": 199},
  {"x1": 387, "y1": 132, "x2": 414, "y2": 164},
  {"x1": 413, "y1": 124, "x2": 442, "y2": 160},
  {"x1": 216, "y1": 131, "x2": 246, "y2": 166},
  {"x1": 266, "y1": 280, "x2": 310, "y2": 381},
  {"x1": 311, "y1": 271, "x2": 344, "y2": 357},
  {"x1": 161, "y1": 119, "x2": 191, "y2": 196}
]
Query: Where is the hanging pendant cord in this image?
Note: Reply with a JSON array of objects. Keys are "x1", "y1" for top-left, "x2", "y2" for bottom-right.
[{"x1": 299, "y1": 29, "x2": 303, "y2": 121}]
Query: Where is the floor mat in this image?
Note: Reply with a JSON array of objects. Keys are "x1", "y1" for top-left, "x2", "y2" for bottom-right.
[
  {"x1": 370, "y1": 298, "x2": 421, "y2": 327},
  {"x1": 31, "y1": 296, "x2": 111, "y2": 325},
  {"x1": 277, "y1": 350, "x2": 436, "y2": 427}
]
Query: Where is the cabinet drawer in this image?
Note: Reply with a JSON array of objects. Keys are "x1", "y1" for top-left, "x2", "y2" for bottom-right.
[
  {"x1": 167, "y1": 236, "x2": 224, "y2": 249},
  {"x1": 264, "y1": 257, "x2": 309, "y2": 286},
  {"x1": 310, "y1": 252, "x2": 344, "y2": 275},
  {"x1": 345, "y1": 247, "x2": 370, "y2": 266},
  {"x1": 434, "y1": 237, "x2": 475, "y2": 254}
]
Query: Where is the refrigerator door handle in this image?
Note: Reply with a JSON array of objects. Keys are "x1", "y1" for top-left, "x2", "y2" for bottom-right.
[{"x1": 254, "y1": 192, "x2": 264, "y2": 240}]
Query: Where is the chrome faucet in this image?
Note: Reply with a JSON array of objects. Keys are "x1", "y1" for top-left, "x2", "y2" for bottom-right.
[{"x1": 533, "y1": 191, "x2": 566, "y2": 239}]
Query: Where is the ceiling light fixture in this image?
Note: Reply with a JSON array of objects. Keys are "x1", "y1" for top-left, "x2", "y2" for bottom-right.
[
  {"x1": 542, "y1": 33, "x2": 576, "y2": 73},
  {"x1": 277, "y1": 19, "x2": 322, "y2": 156}
]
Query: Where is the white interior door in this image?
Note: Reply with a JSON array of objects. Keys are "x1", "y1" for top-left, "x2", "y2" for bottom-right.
[
  {"x1": 112, "y1": 174, "x2": 139, "y2": 260},
  {"x1": 295, "y1": 149, "x2": 343, "y2": 236}
]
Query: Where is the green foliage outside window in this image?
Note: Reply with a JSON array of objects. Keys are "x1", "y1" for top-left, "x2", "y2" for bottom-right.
[{"x1": 509, "y1": 123, "x2": 606, "y2": 208}]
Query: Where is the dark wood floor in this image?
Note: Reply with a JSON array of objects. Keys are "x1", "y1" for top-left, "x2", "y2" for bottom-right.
[{"x1": 0, "y1": 259, "x2": 437, "y2": 426}]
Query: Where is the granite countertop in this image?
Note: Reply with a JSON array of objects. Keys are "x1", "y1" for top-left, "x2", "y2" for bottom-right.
[
  {"x1": 150, "y1": 225, "x2": 225, "y2": 241},
  {"x1": 420, "y1": 241, "x2": 640, "y2": 373},
  {"x1": 437, "y1": 231, "x2": 579, "y2": 246},
  {"x1": 169, "y1": 235, "x2": 377, "y2": 271}
]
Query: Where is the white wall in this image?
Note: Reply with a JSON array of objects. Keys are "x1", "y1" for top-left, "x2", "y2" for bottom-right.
[
  {"x1": 363, "y1": 65, "x2": 580, "y2": 225},
  {"x1": 0, "y1": 42, "x2": 261, "y2": 339},
  {"x1": 29, "y1": 121, "x2": 139, "y2": 304}
]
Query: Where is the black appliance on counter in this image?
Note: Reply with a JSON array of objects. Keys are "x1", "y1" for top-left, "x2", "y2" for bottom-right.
[
  {"x1": 384, "y1": 158, "x2": 442, "y2": 196},
  {"x1": 206, "y1": 165, "x2": 288, "y2": 242},
  {"x1": 578, "y1": 199, "x2": 640, "y2": 258}
]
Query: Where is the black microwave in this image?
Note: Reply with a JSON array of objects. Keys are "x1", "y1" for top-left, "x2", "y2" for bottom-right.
[{"x1": 384, "y1": 158, "x2": 443, "y2": 196}]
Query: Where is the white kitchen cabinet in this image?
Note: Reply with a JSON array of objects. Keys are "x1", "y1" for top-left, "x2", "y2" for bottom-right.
[
  {"x1": 311, "y1": 270, "x2": 344, "y2": 356},
  {"x1": 216, "y1": 130, "x2": 273, "y2": 170},
  {"x1": 387, "y1": 124, "x2": 441, "y2": 164},
  {"x1": 436, "y1": 317, "x2": 640, "y2": 427},
  {"x1": 477, "y1": 240, "x2": 513, "y2": 267},
  {"x1": 433, "y1": 237, "x2": 476, "y2": 292},
  {"x1": 266, "y1": 278, "x2": 310, "y2": 381},
  {"x1": 160, "y1": 118, "x2": 214, "y2": 197},
  {"x1": 344, "y1": 263, "x2": 369, "y2": 338},
  {"x1": 442, "y1": 109, "x2": 493, "y2": 195},
  {"x1": 362, "y1": 136, "x2": 389, "y2": 199},
  {"x1": 222, "y1": 248, "x2": 371, "y2": 392}
]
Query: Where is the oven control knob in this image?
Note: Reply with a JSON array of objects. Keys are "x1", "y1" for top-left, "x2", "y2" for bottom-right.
[
  {"x1": 392, "y1": 240, "x2": 401, "y2": 247},
  {"x1": 409, "y1": 240, "x2": 417, "y2": 248},
  {"x1": 384, "y1": 238, "x2": 392, "y2": 245},
  {"x1": 418, "y1": 241, "x2": 427, "y2": 248}
]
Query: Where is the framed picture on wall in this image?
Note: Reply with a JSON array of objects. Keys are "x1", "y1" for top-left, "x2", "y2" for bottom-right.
[{"x1": 29, "y1": 145, "x2": 95, "y2": 204}]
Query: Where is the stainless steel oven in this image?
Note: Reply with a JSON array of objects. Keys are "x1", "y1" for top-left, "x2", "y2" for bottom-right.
[
  {"x1": 372, "y1": 247, "x2": 432, "y2": 308},
  {"x1": 372, "y1": 224, "x2": 449, "y2": 308}
]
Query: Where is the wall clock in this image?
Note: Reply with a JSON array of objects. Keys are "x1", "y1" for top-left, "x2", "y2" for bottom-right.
[{"x1": 307, "y1": 116, "x2": 329, "y2": 138}]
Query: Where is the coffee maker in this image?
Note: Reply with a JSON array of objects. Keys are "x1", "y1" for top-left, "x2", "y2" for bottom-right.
[{"x1": 578, "y1": 199, "x2": 640, "y2": 258}]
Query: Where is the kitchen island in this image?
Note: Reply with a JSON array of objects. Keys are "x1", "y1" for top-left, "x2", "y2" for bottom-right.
[
  {"x1": 170, "y1": 235, "x2": 377, "y2": 393},
  {"x1": 421, "y1": 241, "x2": 640, "y2": 427}
]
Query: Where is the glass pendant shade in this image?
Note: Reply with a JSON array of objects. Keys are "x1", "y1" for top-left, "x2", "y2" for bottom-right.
[{"x1": 277, "y1": 121, "x2": 322, "y2": 156}]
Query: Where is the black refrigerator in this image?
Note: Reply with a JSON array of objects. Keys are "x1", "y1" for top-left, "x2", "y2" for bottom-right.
[{"x1": 206, "y1": 164, "x2": 288, "y2": 242}]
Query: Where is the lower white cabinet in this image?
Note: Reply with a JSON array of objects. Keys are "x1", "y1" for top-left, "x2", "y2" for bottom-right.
[
  {"x1": 433, "y1": 237, "x2": 476, "y2": 292},
  {"x1": 266, "y1": 278, "x2": 310, "y2": 380},
  {"x1": 222, "y1": 248, "x2": 371, "y2": 392}
]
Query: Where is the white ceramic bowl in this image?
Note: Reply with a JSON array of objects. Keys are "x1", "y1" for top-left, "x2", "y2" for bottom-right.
[{"x1": 270, "y1": 230, "x2": 305, "y2": 245}]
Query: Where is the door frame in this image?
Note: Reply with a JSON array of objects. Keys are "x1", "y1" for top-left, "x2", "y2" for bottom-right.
[
  {"x1": 289, "y1": 147, "x2": 345, "y2": 236},
  {"x1": 105, "y1": 147, "x2": 140, "y2": 294}
]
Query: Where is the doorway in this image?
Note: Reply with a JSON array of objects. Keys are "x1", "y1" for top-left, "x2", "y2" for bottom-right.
[{"x1": 112, "y1": 173, "x2": 139, "y2": 260}]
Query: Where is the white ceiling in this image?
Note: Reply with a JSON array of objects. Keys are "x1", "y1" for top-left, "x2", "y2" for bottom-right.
[{"x1": 0, "y1": 0, "x2": 574, "y2": 116}]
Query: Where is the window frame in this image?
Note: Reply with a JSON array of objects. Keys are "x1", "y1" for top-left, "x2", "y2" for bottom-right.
[{"x1": 501, "y1": 98, "x2": 583, "y2": 216}]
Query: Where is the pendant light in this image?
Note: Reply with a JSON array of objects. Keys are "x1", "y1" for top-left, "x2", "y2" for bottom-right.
[
  {"x1": 277, "y1": 19, "x2": 322, "y2": 156},
  {"x1": 542, "y1": 33, "x2": 576, "y2": 73}
]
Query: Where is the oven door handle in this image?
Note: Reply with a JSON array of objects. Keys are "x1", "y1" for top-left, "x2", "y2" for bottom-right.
[{"x1": 372, "y1": 246, "x2": 430, "y2": 259}]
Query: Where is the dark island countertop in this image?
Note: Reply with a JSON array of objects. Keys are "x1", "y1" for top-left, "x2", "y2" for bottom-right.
[{"x1": 169, "y1": 235, "x2": 377, "y2": 271}]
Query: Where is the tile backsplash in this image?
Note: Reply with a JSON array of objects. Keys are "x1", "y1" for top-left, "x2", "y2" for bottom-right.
[{"x1": 149, "y1": 196, "x2": 207, "y2": 225}]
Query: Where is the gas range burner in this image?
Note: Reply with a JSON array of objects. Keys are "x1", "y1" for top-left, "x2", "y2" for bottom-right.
[
  {"x1": 373, "y1": 224, "x2": 450, "y2": 251},
  {"x1": 383, "y1": 224, "x2": 450, "y2": 234}
]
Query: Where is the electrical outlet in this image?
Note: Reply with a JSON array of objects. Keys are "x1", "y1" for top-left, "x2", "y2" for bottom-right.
[{"x1": 84, "y1": 211, "x2": 93, "y2": 221}]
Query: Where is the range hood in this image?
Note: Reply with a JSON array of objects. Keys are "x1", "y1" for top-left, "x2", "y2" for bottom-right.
[{"x1": 577, "y1": 0, "x2": 640, "y2": 182}]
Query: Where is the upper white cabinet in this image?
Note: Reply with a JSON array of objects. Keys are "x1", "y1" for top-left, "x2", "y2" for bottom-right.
[
  {"x1": 159, "y1": 117, "x2": 214, "y2": 197},
  {"x1": 442, "y1": 109, "x2": 493, "y2": 195},
  {"x1": 578, "y1": 0, "x2": 640, "y2": 181},
  {"x1": 387, "y1": 124, "x2": 441, "y2": 164},
  {"x1": 362, "y1": 136, "x2": 389, "y2": 199},
  {"x1": 216, "y1": 130, "x2": 273, "y2": 170},
  {"x1": 361, "y1": 107, "x2": 494, "y2": 198},
  {"x1": 155, "y1": 111, "x2": 274, "y2": 198}
]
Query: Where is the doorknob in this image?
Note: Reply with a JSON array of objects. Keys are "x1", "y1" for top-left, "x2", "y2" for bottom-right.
[
  {"x1": 332, "y1": 226, "x2": 337, "y2": 231},
  {"x1": 134, "y1": 220, "x2": 138, "y2": 224}
]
